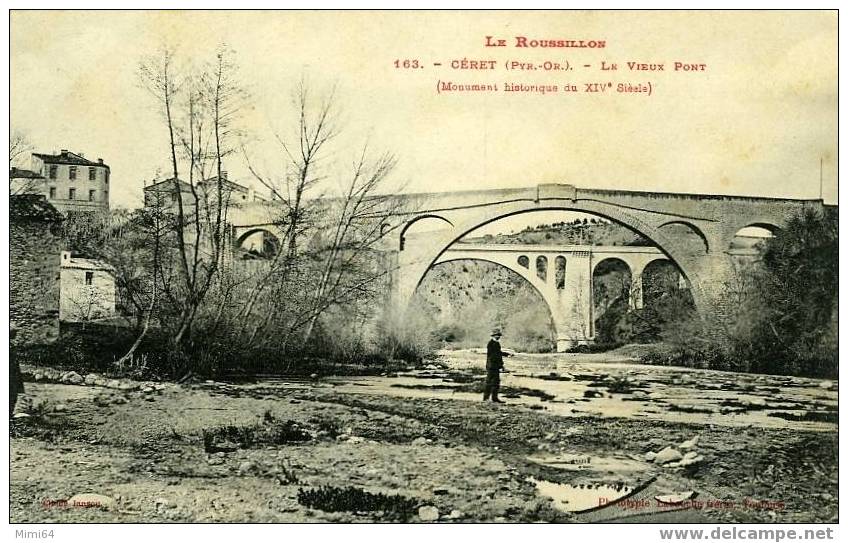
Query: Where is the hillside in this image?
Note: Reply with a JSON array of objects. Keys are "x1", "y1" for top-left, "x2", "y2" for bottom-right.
[
  {"x1": 414, "y1": 260, "x2": 555, "y2": 352},
  {"x1": 464, "y1": 219, "x2": 651, "y2": 246}
]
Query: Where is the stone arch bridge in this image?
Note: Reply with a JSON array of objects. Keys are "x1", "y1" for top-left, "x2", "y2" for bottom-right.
[
  {"x1": 382, "y1": 183, "x2": 827, "y2": 346},
  {"x1": 221, "y1": 183, "x2": 828, "y2": 349}
]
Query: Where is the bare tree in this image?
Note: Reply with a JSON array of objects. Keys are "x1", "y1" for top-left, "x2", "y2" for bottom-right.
[
  {"x1": 139, "y1": 45, "x2": 245, "y2": 350},
  {"x1": 239, "y1": 81, "x2": 408, "y2": 351},
  {"x1": 9, "y1": 129, "x2": 33, "y2": 167}
]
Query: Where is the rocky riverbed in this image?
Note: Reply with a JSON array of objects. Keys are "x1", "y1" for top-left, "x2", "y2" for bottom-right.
[{"x1": 10, "y1": 351, "x2": 838, "y2": 523}]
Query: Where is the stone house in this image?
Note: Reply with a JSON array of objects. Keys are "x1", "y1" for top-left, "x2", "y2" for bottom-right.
[
  {"x1": 17, "y1": 150, "x2": 111, "y2": 214},
  {"x1": 59, "y1": 251, "x2": 116, "y2": 322},
  {"x1": 10, "y1": 195, "x2": 65, "y2": 344}
]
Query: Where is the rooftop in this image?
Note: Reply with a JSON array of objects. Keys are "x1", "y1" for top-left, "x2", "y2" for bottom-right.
[
  {"x1": 60, "y1": 252, "x2": 114, "y2": 272},
  {"x1": 33, "y1": 150, "x2": 109, "y2": 168}
]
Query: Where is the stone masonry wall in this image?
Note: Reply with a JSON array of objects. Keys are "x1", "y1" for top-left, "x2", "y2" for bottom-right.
[{"x1": 10, "y1": 220, "x2": 63, "y2": 345}]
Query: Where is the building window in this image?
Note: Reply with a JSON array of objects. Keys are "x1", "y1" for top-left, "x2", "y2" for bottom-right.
[
  {"x1": 89, "y1": 167, "x2": 96, "y2": 180},
  {"x1": 49, "y1": 187, "x2": 56, "y2": 199},
  {"x1": 69, "y1": 188, "x2": 76, "y2": 200},
  {"x1": 89, "y1": 190, "x2": 96, "y2": 202},
  {"x1": 49, "y1": 165, "x2": 57, "y2": 179},
  {"x1": 69, "y1": 166, "x2": 77, "y2": 180},
  {"x1": 85, "y1": 272, "x2": 94, "y2": 286}
]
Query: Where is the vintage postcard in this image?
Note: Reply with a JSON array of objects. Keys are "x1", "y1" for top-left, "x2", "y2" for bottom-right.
[{"x1": 7, "y1": 8, "x2": 838, "y2": 536}]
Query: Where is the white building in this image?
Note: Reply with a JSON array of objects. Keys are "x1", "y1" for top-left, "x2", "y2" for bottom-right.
[{"x1": 59, "y1": 251, "x2": 116, "y2": 322}]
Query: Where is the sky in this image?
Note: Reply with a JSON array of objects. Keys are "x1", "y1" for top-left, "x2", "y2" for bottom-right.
[{"x1": 10, "y1": 10, "x2": 838, "y2": 211}]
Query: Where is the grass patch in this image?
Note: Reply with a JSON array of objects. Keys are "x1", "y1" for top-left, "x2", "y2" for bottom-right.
[{"x1": 202, "y1": 414, "x2": 311, "y2": 453}]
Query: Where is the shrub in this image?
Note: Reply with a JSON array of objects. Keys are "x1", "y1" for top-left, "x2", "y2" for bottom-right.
[{"x1": 297, "y1": 485, "x2": 420, "y2": 520}]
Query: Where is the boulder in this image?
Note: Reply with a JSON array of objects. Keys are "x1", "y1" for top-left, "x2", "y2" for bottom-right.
[
  {"x1": 418, "y1": 505, "x2": 440, "y2": 522},
  {"x1": 644, "y1": 451, "x2": 657, "y2": 462},
  {"x1": 654, "y1": 447, "x2": 683, "y2": 465},
  {"x1": 84, "y1": 374, "x2": 99, "y2": 386},
  {"x1": 448, "y1": 509, "x2": 463, "y2": 519},
  {"x1": 62, "y1": 371, "x2": 83, "y2": 385}
]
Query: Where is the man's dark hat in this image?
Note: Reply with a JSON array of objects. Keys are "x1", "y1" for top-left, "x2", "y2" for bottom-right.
[{"x1": 491, "y1": 328, "x2": 502, "y2": 337}]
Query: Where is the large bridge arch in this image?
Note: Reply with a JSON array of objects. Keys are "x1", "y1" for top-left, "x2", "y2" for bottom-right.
[{"x1": 395, "y1": 200, "x2": 713, "y2": 321}]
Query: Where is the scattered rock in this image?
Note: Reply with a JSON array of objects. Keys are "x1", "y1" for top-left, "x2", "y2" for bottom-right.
[
  {"x1": 644, "y1": 451, "x2": 657, "y2": 462},
  {"x1": 106, "y1": 379, "x2": 121, "y2": 389},
  {"x1": 207, "y1": 456, "x2": 225, "y2": 466},
  {"x1": 411, "y1": 437, "x2": 432, "y2": 446},
  {"x1": 13, "y1": 412, "x2": 31, "y2": 419},
  {"x1": 654, "y1": 447, "x2": 683, "y2": 465},
  {"x1": 94, "y1": 378, "x2": 108, "y2": 387},
  {"x1": 819, "y1": 381, "x2": 834, "y2": 390},
  {"x1": 448, "y1": 509, "x2": 464, "y2": 519},
  {"x1": 679, "y1": 454, "x2": 704, "y2": 467},
  {"x1": 63, "y1": 371, "x2": 83, "y2": 385},
  {"x1": 112, "y1": 397, "x2": 128, "y2": 405},
  {"x1": 142, "y1": 386, "x2": 155, "y2": 394},
  {"x1": 84, "y1": 374, "x2": 99, "y2": 386},
  {"x1": 238, "y1": 461, "x2": 256, "y2": 475},
  {"x1": 418, "y1": 505, "x2": 439, "y2": 522},
  {"x1": 69, "y1": 493, "x2": 116, "y2": 510},
  {"x1": 154, "y1": 497, "x2": 175, "y2": 510},
  {"x1": 346, "y1": 436, "x2": 365, "y2": 444},
  {"x1": 53, "y1": 404, "x2": 68, "y2": 413},
  {"x1": 679, "y1": 436, "x2": 700, "y2": 450}
]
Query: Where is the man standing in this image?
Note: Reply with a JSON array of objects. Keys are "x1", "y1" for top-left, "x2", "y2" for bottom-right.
[{"x1": 484, "y1": 329, "x2": 508, "y2": 403}]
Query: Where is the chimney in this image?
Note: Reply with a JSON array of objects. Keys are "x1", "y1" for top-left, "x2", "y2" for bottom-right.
[
  {"x1": 79, "y1": 153, "x2": 85, "y2": 158},
  {"x1": 60, "y1": 149, "x2": 68, "y2": 154},
  {"x1": 97, "y1": 158, "x2": 103, "y2": 164},
  {"x1": 61, "y1": 251, "x2": 72, "y2": 266}
]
